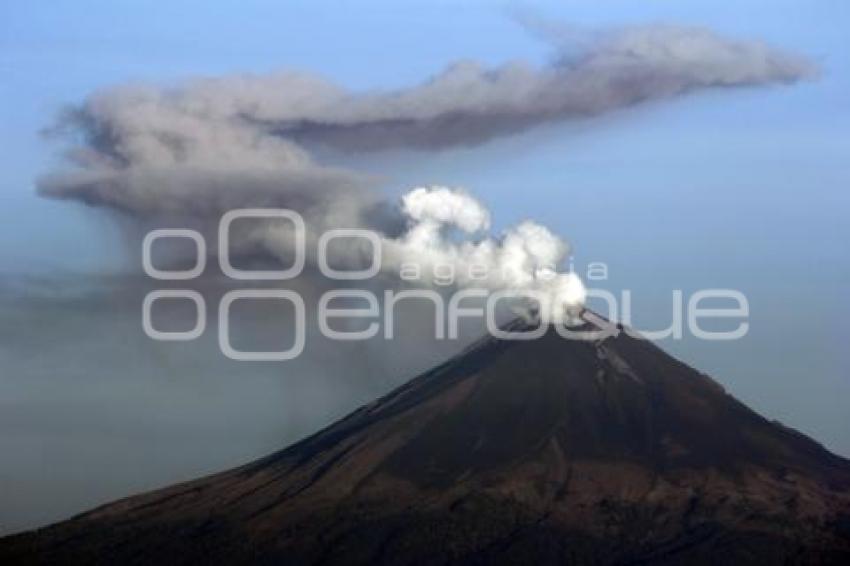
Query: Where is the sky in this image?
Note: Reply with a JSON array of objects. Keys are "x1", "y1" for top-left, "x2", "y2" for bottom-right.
[{"x1": 1, "y1": 0, "x2": 849, "y2": 535}]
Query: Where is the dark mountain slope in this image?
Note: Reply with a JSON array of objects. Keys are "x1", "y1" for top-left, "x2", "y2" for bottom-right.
[{"x1": 3, "y1": 319, "x2": 849, "y2": 565}]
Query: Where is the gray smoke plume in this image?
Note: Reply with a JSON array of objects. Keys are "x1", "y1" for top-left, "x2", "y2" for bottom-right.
[{"x1": 38, "y1": 23, "x2": 813, "y2": 226}]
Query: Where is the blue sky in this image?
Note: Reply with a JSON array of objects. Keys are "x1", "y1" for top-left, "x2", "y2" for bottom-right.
[
  {"x1": 2, "y1": 0, "x2": 848, "y2": 273},
  {"x1": 0, "y1": 0, "x2": 849, "y2": 530}
]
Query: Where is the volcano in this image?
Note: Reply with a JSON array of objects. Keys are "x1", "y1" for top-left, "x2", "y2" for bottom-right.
[{"x1": 3, "y1": 318, "x2": 850, "y2": 565}]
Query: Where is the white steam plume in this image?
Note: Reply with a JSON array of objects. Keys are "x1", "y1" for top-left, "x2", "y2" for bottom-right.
[{"x1": 384, "y1": 187, "x2": 585, "y2": 323}]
